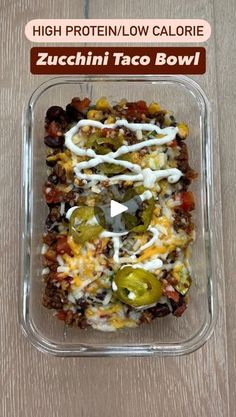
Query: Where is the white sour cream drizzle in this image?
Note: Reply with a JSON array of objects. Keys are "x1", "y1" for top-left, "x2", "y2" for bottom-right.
[
  {"x1": 112, "y1": 236, "x2": 121, "y2": 263},
  {"x1": 123, "y1": 258, "x2": 163, "y2": 271},
  {"x1": 66, "y1": 206, "x2": 79, "y2": 220},
  {"x1": 65, "y1": 119, "x2": 178, "y2": 157},
  {"x1": 64, "y1": 119, "x2": 182, "y2": 268},
  {"x1": 139, "y1": 190, "x2": 153, "y2": 201},
  {"x1": 65, "y1": 119, "x2": 181, "y2": 186},
  {"x1": 134, "y1": 227, "x2": 159, "y2": 255},
  {"x1": 73, "y1": 168, "x2": 182, "y2": 187}
]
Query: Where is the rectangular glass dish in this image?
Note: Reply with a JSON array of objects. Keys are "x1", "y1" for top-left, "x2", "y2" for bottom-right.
[{"x1": 21, "y1": 75, "x2": 217, "y2": 356}]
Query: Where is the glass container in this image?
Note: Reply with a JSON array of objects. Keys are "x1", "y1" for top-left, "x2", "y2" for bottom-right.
[{"x1": 20, "y1": 75, "x2": 217, "y2": 356}]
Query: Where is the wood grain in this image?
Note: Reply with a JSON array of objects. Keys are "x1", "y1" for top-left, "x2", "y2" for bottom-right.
[
  {"x1": 214, "y1": 1, "x2": 236, "y2": 417},
  {"x1": 0, "y1": 0, "x2": 232, "y2": 416}
]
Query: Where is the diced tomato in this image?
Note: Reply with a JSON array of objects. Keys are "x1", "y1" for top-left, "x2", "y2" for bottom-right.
[
  {"x1": 56, "y1": 236, "x2": 72, "y2": 255},
  {"x1": 136, "y1": 100, "x2": 148, "y2": 112},
  {"x1": 164, "y1": 286, "x2": 180, "y2": 303},
  {"x1": 71, "y1": 97, "x2": 91, "y2": 112},
  {"x1": 101, "y1": 127, "x2": 113, "y2": 137},
  {"x1": 174, "y1": 303, "x2": 187, "y2": 317},
  {"x1": 44, "y1": 187, "x2": 62, "y2": 204},
  {"x1": 178, "y1": 191, "x2": 195, "y2": 211},
  {"x1": 56, "y1": 311, "x2": 67, "y2": 321},
  {"x1": 126, "y1": 100, "x2": 148, "y2": 116},
  {"x1": 169, "y1": 139, "x2": 177, "y2": 148},
  {"x1": 44, "y1": 249, "x2": 57, "y2": 262},
  {"x1": 46, "y1": 121, "x2": 61, "y2": 138}
]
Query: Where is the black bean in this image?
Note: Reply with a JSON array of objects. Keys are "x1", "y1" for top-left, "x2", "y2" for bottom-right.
[
  {"x1": 170, "y1": 294, "x2": 185, "y2": 312},
  {"x1": 45, "y1": 216, "x2": 59, "y2": 232},
  {"x1": 46, "y1": 158, "x2": 57, "y2": 168},
  {"x1": 148, "y1": 303, "x2": 171, "y2": 317},
  {"x1": 76, "y1": 299, "x2": 89, "y2": 314},
  {"x1": 46, "y1": 106, "x2": 66, "y2": 123},
  {"x1": 96, "y1": 290, "x2": 107, "y2": 301},
  {"x1": 78, "y1": 318, "x2": 88, "y2": 329},
  {"x1": 44, "y1": 135, "x2": 65, "y2": 148},
  {"x1": 65, "y1": 104, "x2": 84, "y2": 122},
  {"x1": 48, "y1": 174, "x2": 59, "y2": 185}
]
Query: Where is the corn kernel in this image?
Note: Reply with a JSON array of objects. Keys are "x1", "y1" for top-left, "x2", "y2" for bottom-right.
[
  {"x1": 87, "y1": 109, "x2": 103, "y2": 121},
  {"x1": 177, "y1": 122, "x2": 189, "y2": 139},
  {"x1": 104, "y1": 115, "x2": 116, "y2": 124},
  {"x1": 81, "y1": 125, "x2": 90, "y2": 133},
  {"x1": 95, "y1": 96, "x2": 111, "y2": 110},
  {"x1": 148, "y1": 102, "x2": 161, "y2": 115},
  {"x1": 118, "y1": 98, "x2": 127, "y2": 107}
]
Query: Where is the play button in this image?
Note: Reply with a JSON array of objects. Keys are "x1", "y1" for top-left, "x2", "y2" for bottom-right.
[
  {"x1": 110, "y1": 200, "x2": 128, "y2": 218},
  {"x1": 94, "y1": 185, "x2": 143, "y2": 233}
]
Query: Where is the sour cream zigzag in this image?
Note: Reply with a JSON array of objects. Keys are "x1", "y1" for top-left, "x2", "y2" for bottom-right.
[
  {"x1": 65, "y1": 119, "x2": 182, "y2": 187},
  {"x1": 64, "y1": 118, "x2": 182, "y2": 265},
  {"x1": 65, "y1": 119, "x2": 178, "y2": 158},
  {"x1": 74, "y1": 168, "x2": 182, "y2": 187}
]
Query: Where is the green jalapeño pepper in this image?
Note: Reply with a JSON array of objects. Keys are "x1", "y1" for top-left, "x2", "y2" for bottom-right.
[
  {"x1": 131, "y1": 198, "x2": 155, "y2": 233},
  {"x1": 87, "y1": 133, "x2": 124, "y2": 154},
  {"x1": 97, "y1": 153, "x2": 132, "y2": 175},
  {"x1": 69, "y1": 207, "x2": 103, "y2": 243},
  {"x1": 121, "y1": 186, "x2": 154, "y2": 233},
  {"x1": 113, "y1": 266, "x2": 163, "y2": 308},
  {"x1": 71, "y1": 223, "x2": 103, "y2": 244},
  {"x1": 122, "y1": 197, "x2": 155, "y2": 234}
]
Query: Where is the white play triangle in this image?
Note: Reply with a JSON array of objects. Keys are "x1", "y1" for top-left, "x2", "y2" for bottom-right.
[{"x1": 110, "y1": 200, "x2": 128, "y2": 218}]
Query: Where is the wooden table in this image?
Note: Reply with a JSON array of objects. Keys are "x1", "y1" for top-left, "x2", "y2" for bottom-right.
[{"x1": 1, "y1": 1, "x2": 234, "y2": 416}]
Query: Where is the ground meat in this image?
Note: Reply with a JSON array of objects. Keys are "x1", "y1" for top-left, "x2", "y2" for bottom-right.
[
  {"x1": 48, "y1": 206, "x2": 62, "y2": 223},
  {"x1": 178, "y1": 176, "x2": 191, "y2": 191},
  {"x1": 123, "y1": 127, "x2": 139, "y2": 145},
  {"x1": 42, "y1": 258, "x2": 59, "y2": 272},
  {"x1": 53, "y1": 164, "x2": 67, "y2": 183},
  {"x1": 139, "y1": 146, "x2": 149, "y2": 156},
  {"x1": 177, "y1": 141, "x2": 197, "y2": 180},
  {"x1": 42, "y1": 281, "x2": 67, "y2": 310},
  {"x1": 173, "y1": 209, "x2": 194, "y2": 234},
  {"x1": 140, "y1": 311, "x2": 153, "y2": 324},
  {"x1": 177, "y1": 141, "x2": 188, "y2": 160},
  {"x1": 148, "y1": 303, "x2": 171, "y2": 318},
  {"x1": 170, "y1": 295, "x2": 187, "y2": 317},
  {"x1": 55, "y1": 307, "x2": 88, "y2": 328},
  {"x1": 64, "y1": 310, "x2": 74, "y2": 325},
  {"x1": 63, "y1": 190, "x2": 76, "y2": 203},
  {"x1": 43, "y1": 232, "x2": 58, "y2": 246}
]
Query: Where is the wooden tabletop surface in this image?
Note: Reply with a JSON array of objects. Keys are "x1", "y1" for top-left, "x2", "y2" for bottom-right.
[{"x1": 1, "y1": 1, "x2": 235, "y2": 416}]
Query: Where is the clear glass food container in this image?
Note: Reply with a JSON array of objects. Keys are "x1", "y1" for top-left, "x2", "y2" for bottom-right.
[{"x1": 20, "y1": 75, "x2": 217, "y2": 356}]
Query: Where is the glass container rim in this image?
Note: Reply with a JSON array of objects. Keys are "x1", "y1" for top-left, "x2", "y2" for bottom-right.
[{"x1": 20, "y1": 74, "x2": 217, "y2": 357}]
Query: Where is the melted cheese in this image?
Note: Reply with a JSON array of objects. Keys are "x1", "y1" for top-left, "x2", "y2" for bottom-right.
[{"x1": 137, "y1": 246, "x2": 167, "y2": 262}]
